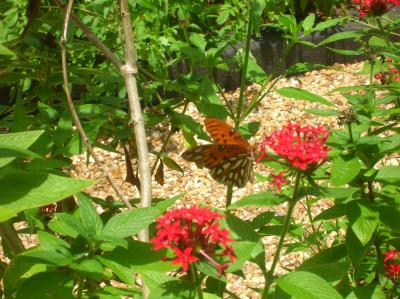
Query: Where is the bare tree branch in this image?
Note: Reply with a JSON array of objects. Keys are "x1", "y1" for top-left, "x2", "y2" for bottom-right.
[
  {"x1": 60, "y1": 0, "x2": 133, "y2": 209},
  {"x1": 54, "y1": 0, "x2": 123, "y2": 70},
  {"x1": 119, "y1": 0, "x2": 152, "y2": 243}
]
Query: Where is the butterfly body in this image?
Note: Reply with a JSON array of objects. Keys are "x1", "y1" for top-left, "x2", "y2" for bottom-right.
[{"x1": 182, "y1": 118, "x2": 254, "y2": 188}]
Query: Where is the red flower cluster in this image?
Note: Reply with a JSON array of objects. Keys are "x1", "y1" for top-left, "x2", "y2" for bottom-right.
[
  {"x1": 384, "y1": 249, "x2": 400, "y2": 281},
  {"x1": 151, "y1": 206, "x2": 236, "y2": 274},
  {"x1": 352, "y1": 0, "x2": 400, "y2": 17},
  {"x1": 257, "y1": 123, "x2": 329, "y2": 172}
]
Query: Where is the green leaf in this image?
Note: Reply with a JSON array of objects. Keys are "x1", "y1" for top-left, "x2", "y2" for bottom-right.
[
  {"x1": 0, "y1": 130, "x2": 44, "y2": 167},
  {"x1": 37, "y1": 231, "x2": 71, "y2": 253},
  {"x1": 346, "y1": 227, "x2": 371, "y2": 267},
  {"x1": 17, "y1": 249, "x2": 71, "y2": 267},
  {"x1": 302, "y1": 13, "x2": 315, "y2": 33},
  {"x1": 249, "y1": 211, "x2": 275, "y2": 229},
  {"x1": 346, "y1": 283, "x2": 386, "y2": 299},
  {"x1": 141, "y1": 271, "x2": 195, "y2": 299},
  {"x1": 204, "y1": 276, "x2": 226, "y2": 298},
  {"x1": 204, "y1": 292, "x2": 222, "y2": 299},
  {"x1": 304, "y1": 109, "x2": 339, "y2": 116},
  {"x1": 250, "y1": 0, "x2": 266, "y2": 34},
  {"x1": 0, "y1": 173, "x2": 93, "y2": 222},
  {"x1": 101, "y1": 207, "x2": 161, "y2": 239},
  {"x1": 152, "y1": 195, "x2": 181, "y2": 213},
  {"x1": 299, "y1": 261, "x2": 350, "y2": 284},
  {"x1": 238, "y1": 121, "x2": 260, "y2": 139},
  {"x1": 3, "y1": 260, "x2": 46, "y2": 297},
  {"x1": 76, "y1": 104, "x2": 126, "y2": 119},
  {"x1": 375, "y1": 166, "x2": 400, "y2": 183},
  {"x1": 327, "y1": 48, "x2": 363, "y2": 56},
  {"x1": 172, "y1": 113, "x2": 209, "y2": 141},
  {"x1": 76, "y1": 193, "x2": 104, "y2": 239},
  {"x1": 347, "y1": 201, "x2": 378, "y2": 245},
  {"x1": 197, "y1": 260, "x2": 228, "y2": 282},
  {"x1": 15, "y1": 271, "x2": 73, "y2": 299},
  {"x1": 38, "y1": 102, "x2": 59, "y2": 120},
  {"x1": 197, "y1": 77, "x2": 229, "y2": 119},
  {"x1": 378, "y1": 205, "x2": 400, "y2": 233},
  {"x1": 246, "y1": 52, "x2": 267, "y2": 84},
  {"x1": 284, "y1": 62, "x2": 325, "y2": 76},
  {"x1": 59, "y1": 120, "x2": 105, "y2": 156},
  {"x1": 0, "y1": 44, "x2": 16, "y2": 57},
  {"x1": 162, "y1": 156, "x2": 184, "y2": 173},
  {"x1": 228, "y1": 192, "x2": 288, "y2": 209},
  {"x1": 317, "y1": 31, "x2": 360, "y2": 47},
  {"x1": 94, "y1": 285, "x2": 141, "y2": 298},
  {"x1": 50, "y1": 213, "x2": 87, "y2": 239},
  {"x1": 331, "y1": 155, "x2": 361, "y2": 186},
  {"x1": 97, "y1": 234, "x2": 128, "y2": 250},
  {"x1": 70, "y1": 259, "x2": 105, "y2": 281},
  {"x1": 368, "y1": 36, "x2": 387, "y2": 48},
  {"x1": 182, "y1": 129, "x2": 197, "y2": 148},
  {"x1": 259, "y1": 224, "x2": 303, "y2": 237},
  {"x1": 229, "y1": 241, "x2": 264, "y2": 273},
  {"x1": 314, "y1": 204, "x2": 346, "y2": 222},
  {"x1": 0, "y1": 145, "x2": 43, "y2": 161},
  {"x1": 313, "y1": 17, "x2": 346, "y2": 32},
  {"x1": 225, "y1": 214, "x2": 266, "y2": 274},
  {"x1": 277, "y1": 271, "x2": 343, "y2": 299},
  {"x1": 277, "y1": 87, "x2": 333, "y2": 106},
  {"x1": 144, "y1": 112, "x2": 166, "y2": 128},
  {"x1": 189, "y1": 33, "x2": 206, "y2": 51},
  {"x1": 99, "y1": 240, "x2": 175, "y2": 285},
  {"x1": 300, "y1": 244, "x2": 347, "y2": 268},
  {"x1": 11, "y1": 93, "x2": 27, "y2": 133},
  {"x1": 299, "y1": 186, "x2": 358, "y2": 200},
  {"x1": 54, "y1": 112, "x2": 72, "y2": 146}
]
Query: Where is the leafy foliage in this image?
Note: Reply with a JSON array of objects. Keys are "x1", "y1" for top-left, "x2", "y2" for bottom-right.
[{"x1": 1, "y1": 0, "x2": 400, "y2": 298}]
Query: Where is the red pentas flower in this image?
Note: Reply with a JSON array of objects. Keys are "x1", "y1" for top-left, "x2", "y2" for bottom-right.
[
  {"x1": 270, "y1": 170, "x2": 288, "y2": 192},
  {"x1": 352, "y1": 0, "x2": 400, "y2": 17},
  {"x1": 151, "y1": 206, "x2": 236, "y2": 274},
  {"x1": 384, "y1": 249, "x2": 400, "y2": 281},
  {"x1": 257, "y1": 123, "x2": 330, "y2": 172}
]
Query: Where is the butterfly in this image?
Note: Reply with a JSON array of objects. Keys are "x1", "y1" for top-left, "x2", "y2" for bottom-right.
[{"x1": 181, "y1": 117, "x2": 254, "y2": 188}]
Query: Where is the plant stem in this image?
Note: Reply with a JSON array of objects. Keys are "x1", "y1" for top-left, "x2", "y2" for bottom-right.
[
  {"x1": 190, "y1": 264, "x2": 204, "y2": 299},
  {"x1": 242, "y1": 39, "x2": 295, "y2": 120},
  {"x1": 235, "y1": 12, "x2": 252, "y2": 124},
  {"x1": 367, "y1": 54, "x2": 375, "y2": 110},
  {"x1": 303, "y1": 196, "x2": 321, "y2": 251},
  {"x1": 376, "y1": 18, "x2": 390, "y2": 46},
  {"x1": 228, "y1": 14, "x2": 253, "y2": 206},
  {"x1": 120, "y1": 0, "x2": 152, "y2": 242},
  {"x1": 59, "y1": 0, "x2": 133, "y2": 209},
  {"x1": 54, "y1": 0, "x2": 123, "y2": 70},
  {"x1": 347, "y1": 122, "x2": 354, "y2": 144},
  {"x1": 0, "y1": 222, "x2": 24, "y2": 255},
  {"x1": 226, "y1": 183, "x2": 234, "y2": 208},
  {"x1": 262, "y1": 171, "x2": 302, "y2": 298}
]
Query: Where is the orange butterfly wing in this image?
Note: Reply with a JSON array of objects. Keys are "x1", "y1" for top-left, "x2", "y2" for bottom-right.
[
  {"x1": 182, "y1": 118, "x2": 254, "y2": 188},
  {"x1": 181, "y1": 144, "x2": 248, "y2": 168},
  {"x1": 204, "y1": 118, "x2": 250, "y2": 150}
]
